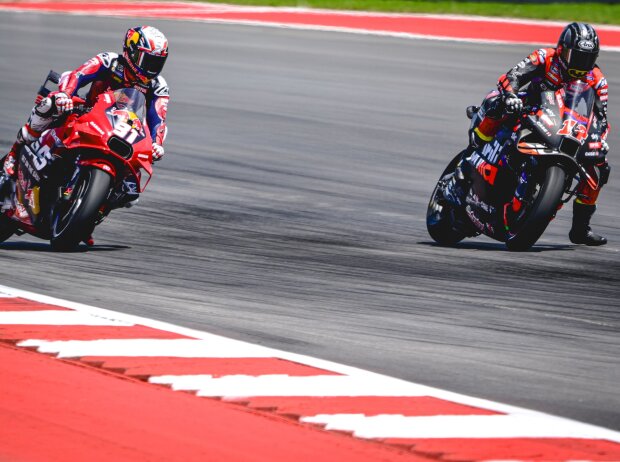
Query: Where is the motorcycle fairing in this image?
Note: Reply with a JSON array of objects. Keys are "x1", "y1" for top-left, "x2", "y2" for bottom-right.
[{"x1": 464, "y1": 128, "x2": 519, "y2": 239}]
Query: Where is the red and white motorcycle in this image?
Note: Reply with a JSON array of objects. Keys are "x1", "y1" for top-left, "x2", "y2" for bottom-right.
[{"x1": 0, "y1": 71, "x2": 154, "y2": 250}]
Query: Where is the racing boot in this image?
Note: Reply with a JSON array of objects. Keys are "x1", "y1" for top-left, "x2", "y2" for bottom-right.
[{"x1": 569, "y1": 202, "x2": 607, "y2": 246}]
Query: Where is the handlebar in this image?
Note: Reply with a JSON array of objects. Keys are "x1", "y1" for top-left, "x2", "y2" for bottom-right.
[{"x1": 70, "y1": 96, "x2": 90, "y2": 116}]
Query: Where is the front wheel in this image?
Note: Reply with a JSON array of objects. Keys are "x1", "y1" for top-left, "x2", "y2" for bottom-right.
[
  {"x1": 50, "y1": 167, "x2": 111, "y2": 251},
  {"x1": 426, "y1": 151, "x2": 469, "y2": 245},
  {"x1": 505, "y1": 165, "x2": 566, "y2": 251}
]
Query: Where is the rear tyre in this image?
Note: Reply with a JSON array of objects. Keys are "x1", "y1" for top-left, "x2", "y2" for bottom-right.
[
  {"x1": 505, "y1": 165, "x2": 566, "y2": 251},
  {"x1": 0, "y1": 213, "x2": 15, "y2": 243},
  {"x1": 50, "y1": 168, "x2": 111, "y2": 251},
  {"x1": 426, "y1": 152, "x2": 468, "y2": 246}
]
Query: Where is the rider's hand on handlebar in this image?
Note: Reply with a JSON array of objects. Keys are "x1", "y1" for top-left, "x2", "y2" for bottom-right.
[
  {"x1": 152, "y1": 143, "x2": 164, "y2": 162},
  {"x1": 503, "y1": 92, "x2": 523, "y2": 114},
  {"x1": 52, "y1": 92, "x2": 74, "y2": 114}
]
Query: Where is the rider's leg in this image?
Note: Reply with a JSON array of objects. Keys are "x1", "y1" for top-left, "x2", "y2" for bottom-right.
[
  {"x1": 2, "y1": 96, "x2": 57, "y2": 176},
  {"x1": 569, "y1": 162, "x2": 609, "y2": 246}
]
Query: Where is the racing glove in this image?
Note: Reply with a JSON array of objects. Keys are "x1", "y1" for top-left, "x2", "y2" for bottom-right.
[
  {"x1": 52, "y1": 92, "x2": 74, "y2": 114},
  {"x1": 578, "y1": 138, "x2": 609, "y2": 165},
  {"x1": 503, "y1": 92, "x2": 523, "y2": 114},
  {"x1": 152, "y1": 143, "x2": 164, "y2": 161}
]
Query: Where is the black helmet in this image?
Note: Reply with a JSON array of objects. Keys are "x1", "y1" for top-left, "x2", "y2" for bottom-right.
[{"x1": 557, "y1": 22, "x2": 599, "y2": 79}]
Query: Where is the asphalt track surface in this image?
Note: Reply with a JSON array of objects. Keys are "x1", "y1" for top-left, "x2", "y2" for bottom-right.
[{"x1": 0, "y1": 12, "x2": 619, "y2": 432}]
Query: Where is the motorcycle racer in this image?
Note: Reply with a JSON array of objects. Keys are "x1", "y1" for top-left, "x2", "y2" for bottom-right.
[
  {"x1": 1, "y1": 26, "x2": 169, "y2": 218},
  {"x1": 457, "y1": 23, "x2": 610, "y2": 246}
]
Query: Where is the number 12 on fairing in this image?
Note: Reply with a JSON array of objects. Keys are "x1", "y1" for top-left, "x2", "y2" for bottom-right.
[{"x1": 557, "y1": 119, "x2": 587, "y2": 142}]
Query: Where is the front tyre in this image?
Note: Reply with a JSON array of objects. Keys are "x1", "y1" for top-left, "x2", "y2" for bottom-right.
[
  {"x1": 0, "y1": 213, "x2": 15, "y2": 243},
  {"x1": 50, "y1": 168, "x2": 111, "y2": 251},
  {"x1": 505, "y1": 165, "x2": 566, "y2": 251},
  {"x1": 426, "y1": 152, "x2": 468, "y2": 245}
]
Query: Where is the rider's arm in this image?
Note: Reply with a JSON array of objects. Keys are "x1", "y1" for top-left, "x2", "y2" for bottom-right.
[
  {"x1": 58, "y1": 52, "x2": 116, "y2": 97},
  {"x1": 592, "y1": 67, "x2": 610, "y2": 143},
  {"x1": 147, "y1": 76, "x2": 170, "y2": 147},
  {"x1": 498, "y1": 48, "x2": 548, "y2": 95}
]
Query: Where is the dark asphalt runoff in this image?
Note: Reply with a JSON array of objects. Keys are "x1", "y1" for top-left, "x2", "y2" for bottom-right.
[{"x1": 1, "y1": 12, "x2": 619, "y2": 431}]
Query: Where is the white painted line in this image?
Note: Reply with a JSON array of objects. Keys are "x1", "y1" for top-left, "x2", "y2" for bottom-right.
[
  {"x1": 149, "y1": 374, "x2": 429, "y2": 397},
  {"x1": 0, "y1": 311, "x2": 133, "y2": 326},
  {"x1": 16, "y1": 338, "x2": 275, "y2": 358},
  {"x1": 301, "y1": 413, "x2": 620, "y2": 440},
  {"x1": 2, "y1": 284, "x2": 620, "y2": 443}
]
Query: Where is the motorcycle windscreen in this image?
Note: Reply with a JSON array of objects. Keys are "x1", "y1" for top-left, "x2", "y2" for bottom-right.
[
  {"x1": 106, "y1": 88, "x2": 148, "y2": 157},
  {"x1": 558, "y1": 81, "x2": 596, "y2": 156}
]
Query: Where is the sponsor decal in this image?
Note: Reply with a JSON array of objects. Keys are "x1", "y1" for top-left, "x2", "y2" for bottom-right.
[
  {"x1": 155, "y1": 97, "x2": 168, "y2": 119},
  {"x1": 20, "y1": 148, "x2": 42, "y2": 182},
  {"x1": 15, "y1": 200, "x2": 30, "y2": 221},
  {"x1": 578, "y1": 39, "x2": 595, "y2": 50},
  {"x1": 98, "y1": 52, "x2": 113, "y2": 68},
  {"x1": 50, "y1": 130, "x2": 63, "y2": 148},
  {"x1": 480, "y1": 140, "x2": 502, "y2": 164},
  {"x1": 584, "y1": 151, "x2": 601, "y2": 157},
  {"x1": 138, "y1": 153, "x2": 150, "y2": 160},
  {"x1": 547, "y1": 65, "x2": 561, "y2": 85},
  {"x1": 25, "y1": 186, "x2": 40, "y2": 215},
  {"x1": 153, "y1": 79, "x2": 169, "y2": 97},
  {"x1": 545, "y1": 93, "x2": 555, "y2": 105},
  {"x1": 589, "y1": 142, "x2": 602, "y2": 150},
  {"x1": 535, "y1": 120, "x2": 552, "y2": 137},
  {"x1": 466, "y1": 193, "x2": 495, "y2": 214},
  {"x1": 540, "y1": 114, "x2": 555, "y2": 127},
  {"x1": 90, "y1": 122, "x2": 105, "y2": 135},
  {"x1": 80, "y1": 57, "x2": 101, "y2": 75},
  {"x1": 469, "y1": 152, "x2": 499, "y2": 185},
  {"x1": 466, "y1": 205, "x2": 485, "y2": 232}
]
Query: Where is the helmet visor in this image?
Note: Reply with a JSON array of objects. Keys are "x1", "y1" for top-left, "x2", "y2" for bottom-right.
[
  {"x1": 138, "y1": 52, "x2": 167, "y2": 78},
  {"x1": 562, "y1": 47, "x2": 597, "y2": 78}
]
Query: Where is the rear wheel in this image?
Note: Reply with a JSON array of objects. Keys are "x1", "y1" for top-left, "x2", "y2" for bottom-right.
[
  {"x1": 50, "y1": 168, "x2": 111, "y2": 251},
  {"x1": 505, "y1": 165, "x2": 566, "y2": 251},
  {"x1": 426, "y1": 151, "x2": 469, "y2": 245}
]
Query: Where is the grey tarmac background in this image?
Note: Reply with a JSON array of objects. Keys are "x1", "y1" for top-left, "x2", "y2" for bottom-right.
[{"x1": 1, "y1": 12, "x2": 619, "y2": 431}]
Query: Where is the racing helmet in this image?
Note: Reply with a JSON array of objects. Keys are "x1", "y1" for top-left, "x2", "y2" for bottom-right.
[
  {"x1": 123, "y1": 26, "x2": 168, "y2": 84},
  {"x1": 557, "y1": 22, "x2": 599, "y2": 80}
]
